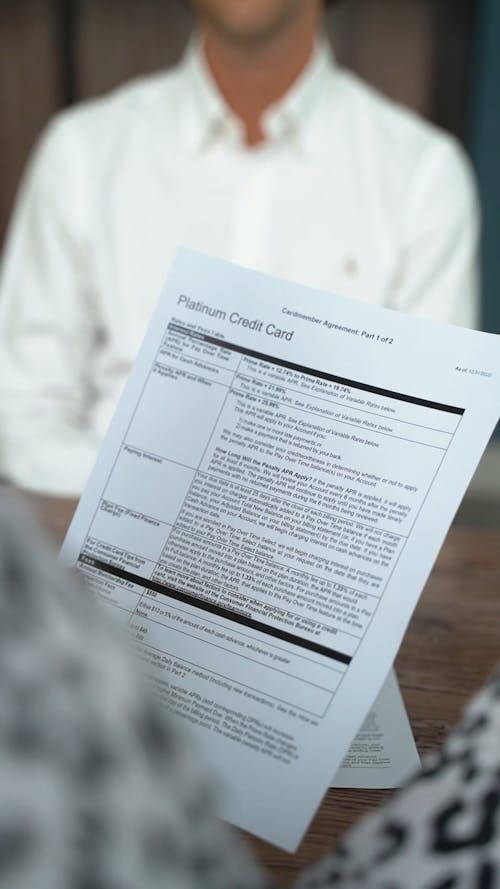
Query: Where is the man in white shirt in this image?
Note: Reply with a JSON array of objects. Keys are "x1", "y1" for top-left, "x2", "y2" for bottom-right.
[{"x1": 0, "y1": 0, "x2": 480, "y2": 503}]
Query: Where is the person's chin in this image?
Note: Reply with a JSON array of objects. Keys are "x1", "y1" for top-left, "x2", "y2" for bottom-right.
[{"x1": 194, "y1": 0, "x2": 304, "y2": 46}]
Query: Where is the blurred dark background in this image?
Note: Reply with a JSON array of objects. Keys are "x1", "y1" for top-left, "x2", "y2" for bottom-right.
[{"x1": 0, "y1": 0, "x2": 498, "y2": 519}]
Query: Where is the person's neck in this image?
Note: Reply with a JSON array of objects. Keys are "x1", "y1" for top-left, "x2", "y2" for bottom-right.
[{"x1": 201, "y1": 9, "x2": 321, "y2": 147}]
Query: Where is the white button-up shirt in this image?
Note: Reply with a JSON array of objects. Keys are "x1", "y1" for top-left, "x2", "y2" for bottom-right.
[{"x1": 0, "y1": 41, "x2": 480, "y2": 495}]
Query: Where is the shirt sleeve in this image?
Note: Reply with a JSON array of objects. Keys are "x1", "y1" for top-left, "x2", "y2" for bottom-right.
[
  {"x1": 0, "y1": 116, "x2": 100, "y2": 496},
  {"x1": 387, "y1": 137, "x2": 481, "y2": 329}
]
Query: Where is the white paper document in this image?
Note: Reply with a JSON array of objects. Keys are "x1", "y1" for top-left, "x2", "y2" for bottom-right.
[
  {"x1": 332, "y1": 668, "x2": 420, "y2": 788},
  {"x1": 62, "y1": 250, "x2": 500, "y2": 851}
]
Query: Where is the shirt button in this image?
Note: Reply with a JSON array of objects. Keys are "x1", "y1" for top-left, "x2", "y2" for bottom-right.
[{"x1": 343, "y1": 257, "x2": 359, "y2": 277}]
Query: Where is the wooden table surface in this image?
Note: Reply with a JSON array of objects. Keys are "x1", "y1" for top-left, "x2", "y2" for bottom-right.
[{"x1": 26, "y1": 493, "x2": 500, "y2": 887}]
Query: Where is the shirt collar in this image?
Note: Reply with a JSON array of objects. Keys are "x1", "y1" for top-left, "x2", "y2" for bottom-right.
[{"x1": 177, "y1": 36, "x2": 335, "y2": 156}]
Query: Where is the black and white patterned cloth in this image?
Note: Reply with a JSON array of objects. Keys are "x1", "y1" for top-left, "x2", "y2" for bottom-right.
[{"x1": 0, "y1": 493, "x2": 498, "y2": 889}]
